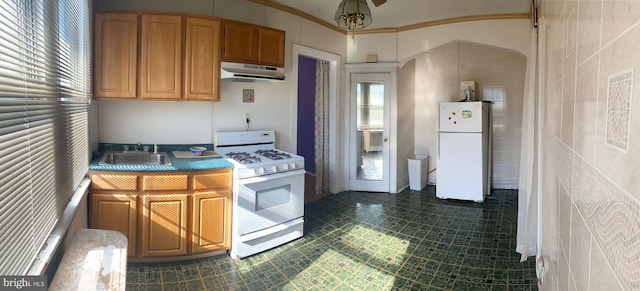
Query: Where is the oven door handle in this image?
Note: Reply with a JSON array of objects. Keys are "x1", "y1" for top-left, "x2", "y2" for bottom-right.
[{"x1": 236, "y1": 169, "x2": 305, "y2": 184}]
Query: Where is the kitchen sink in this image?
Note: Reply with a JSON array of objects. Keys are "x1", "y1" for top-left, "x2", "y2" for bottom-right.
[{"x1": 99, "y1": 151, "x2": 173, "y2": 166}]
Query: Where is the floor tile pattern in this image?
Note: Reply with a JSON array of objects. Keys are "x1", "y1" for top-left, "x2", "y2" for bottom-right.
[{"x1": 126, "y1": 186, "x2": 537, "y2": 290}]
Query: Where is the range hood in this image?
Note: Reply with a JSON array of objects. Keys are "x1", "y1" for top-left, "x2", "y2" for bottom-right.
[{"x1": 221, "y1": 61, "x2": 285, "y2": 82}]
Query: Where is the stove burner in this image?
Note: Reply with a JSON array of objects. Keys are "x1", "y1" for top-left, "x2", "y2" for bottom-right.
[
  {"x1": 256, "y1": 149, "x2": 292, "y2": 160},
  {"x1": 226, "y1": 152, "x2": 262, "y2": 164}
]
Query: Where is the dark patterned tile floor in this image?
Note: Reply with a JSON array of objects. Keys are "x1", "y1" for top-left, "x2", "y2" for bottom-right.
[{"x1": 126, "y1": 186, "x2": 538, "y2": 290}]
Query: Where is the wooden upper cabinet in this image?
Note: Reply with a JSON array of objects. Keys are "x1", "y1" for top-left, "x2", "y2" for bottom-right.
[
  {"x1": 257, "y1": 27, "x2": 285, "y2": 67},
  {"x1": 221, "y1": 20, "x2": 285, "y2": 68},
  {"x1": 184, "y1": 17, "x2": 221, "y2": 101},
  {"x1": 139, "y1": 14, "x2": 182, "y2": 99},
  {"x1": 221, "y1": 20, "x2": 256, "y2": 64},
  {"x1": 95, "y1": 12, "x2": 222, "y2": 101},
  {"x1": 94, "y1": 13, "x2": 138, "y2": 98}
]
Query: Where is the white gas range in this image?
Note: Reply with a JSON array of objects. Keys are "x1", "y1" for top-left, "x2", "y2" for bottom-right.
[{"x1": 215, "y1": 130, "x2": 305, "y2": 259}]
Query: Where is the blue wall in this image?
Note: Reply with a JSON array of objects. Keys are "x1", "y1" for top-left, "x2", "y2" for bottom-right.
[{"x1": 297, "y1": 55, "x2": 316, "y2": 173}]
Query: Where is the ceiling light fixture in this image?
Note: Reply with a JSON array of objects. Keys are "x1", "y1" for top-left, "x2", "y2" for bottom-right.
[{"x1": 334, "y1": 0, "x2": 372, "y2": 32}]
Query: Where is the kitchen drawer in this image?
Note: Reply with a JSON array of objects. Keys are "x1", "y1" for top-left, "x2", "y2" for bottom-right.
[
  {"x1": 91, "y1": 174, "x2": 138, "y2": 191},
  {"x1": 192, "y1": 170, "x2": 232, "y2": 190},
  {"x1": 142, "y1": 174, "x2": 188, "y2": 191}
]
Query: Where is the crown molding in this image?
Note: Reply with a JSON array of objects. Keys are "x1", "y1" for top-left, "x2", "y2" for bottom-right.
[
  {"x1": 246, "y1": 0, "x2": 344, "y2": 33},
  {"x1": 246, "y1": 0, "x2": 530, "y2": 35}
]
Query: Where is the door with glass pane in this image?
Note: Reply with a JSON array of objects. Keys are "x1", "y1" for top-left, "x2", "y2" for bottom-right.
[{"x1": 349, "y1": 73, "x2": 390, "y2": 192}]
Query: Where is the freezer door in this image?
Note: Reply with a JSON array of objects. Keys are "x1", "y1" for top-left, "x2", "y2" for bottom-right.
[
  {"x1": 436, "y1": 132, "x2": 485, "y2": 202},
  {"x1": 439, "y1": 102, "x2": 484, "y2": 132}
]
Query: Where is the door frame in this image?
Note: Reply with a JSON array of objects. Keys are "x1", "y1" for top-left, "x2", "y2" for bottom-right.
[
  {"x1": 290, "y1": 44, "x2": 341, "y2": 194},
  {"x1": 346, "y1": 63, "x2": 399, "y2": 193}
]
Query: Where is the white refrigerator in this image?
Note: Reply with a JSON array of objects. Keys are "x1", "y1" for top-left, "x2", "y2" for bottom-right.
[{"x1": 436, "y1": 101, "x2": 491, "y2": 202}]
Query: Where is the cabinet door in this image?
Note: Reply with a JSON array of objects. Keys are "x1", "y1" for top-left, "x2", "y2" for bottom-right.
[
  {"x1": 94, "y1": 13, "x2": 138, "y2": 98},
  {"x1": 184, "y1": 17, "x2": 221, "y2": 101},
  {"x1": 191, "y1": 191, "x2": 231, "y2": 252},
  {"x1": 141, "y1": 194, "x2": 188, "y2": 256},
  {"x1": 140, "y1": 14, "x2": 182, "y2": 99},
  {"x1": 90, "y1": 193, "x2": 137, "y2": 256},
  {"x1": 257, "y1": 27, "x2": 285, "y2": 67},
  {"x1": 221, "y1": 20, "x2": 256, "y2": 64}
]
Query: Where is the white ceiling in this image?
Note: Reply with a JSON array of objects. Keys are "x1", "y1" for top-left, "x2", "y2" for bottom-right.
[{"x1": 265, "y1": 0, "x2": 532, "y2": 30}]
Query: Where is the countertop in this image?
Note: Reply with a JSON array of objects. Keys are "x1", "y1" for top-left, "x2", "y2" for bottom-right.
[{"x1": 89, "y1": 143, "x2": 234, "y2": 172}]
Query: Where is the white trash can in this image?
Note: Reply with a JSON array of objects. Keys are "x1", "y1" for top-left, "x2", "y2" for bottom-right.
[{"x1": 408, "y1": 154, "x2": 429, "y2": 191}]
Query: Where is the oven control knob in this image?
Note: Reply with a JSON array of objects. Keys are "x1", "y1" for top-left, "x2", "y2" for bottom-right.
[
  {"x1": 271, "y1": 166, "x2": 278, "y2": 172},
  {"x1": 282, "y1": 163, "x2": 289, "y2": 170},
  {"x1": 257, "y1": 167, "x2": 265, "y2": 175},
  {"x1": 289, "y1": 163, "x2": 296, "y2": 169}
]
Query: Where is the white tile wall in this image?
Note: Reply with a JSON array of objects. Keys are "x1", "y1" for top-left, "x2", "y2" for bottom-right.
[
  {"x1": 604, "y1": 69, "x2": 633, "y2": 152},
  {"x1": 539, "y1": 0, "x2": 640, "y2": 289},
  {"x1": 412, "y1": 41, "x2": 526, "y2": 188}
]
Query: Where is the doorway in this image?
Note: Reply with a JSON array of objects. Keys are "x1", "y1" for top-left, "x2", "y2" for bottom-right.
[{"x1": 291, "y1": 45, "x2": 341, "y2": 202}]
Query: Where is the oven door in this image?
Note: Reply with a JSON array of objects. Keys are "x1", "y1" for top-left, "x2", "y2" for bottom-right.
[{"x1": 236, "y1": 169, "x2": 305, "y2": 235}]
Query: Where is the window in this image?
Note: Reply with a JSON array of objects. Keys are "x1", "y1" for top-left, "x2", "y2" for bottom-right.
[
  {"x1": 0, "y1": 0, "x2": 90, "y2": 275},
  {"x1": 356, "y1": 81, "x2": 384, "y2": 129}
]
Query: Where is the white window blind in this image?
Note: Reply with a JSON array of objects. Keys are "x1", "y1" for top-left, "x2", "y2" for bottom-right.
[{"x1": 0, "y1": 0, "x2": 90, "y2": 275}]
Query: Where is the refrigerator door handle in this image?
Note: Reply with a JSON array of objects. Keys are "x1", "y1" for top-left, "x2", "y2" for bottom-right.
[{"x1": 437, "y1": 132, "x2": 440, "y2": 160}]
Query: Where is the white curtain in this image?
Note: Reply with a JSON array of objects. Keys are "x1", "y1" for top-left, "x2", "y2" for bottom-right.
[
  {"x1": 516, "y1": 26, "x2": 539, "y2": 262},
  {"x1": 314, "y1": 60, "x2": 330, "y2": 195}
]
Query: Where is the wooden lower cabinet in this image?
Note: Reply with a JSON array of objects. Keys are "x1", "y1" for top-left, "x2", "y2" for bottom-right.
[
  {"x1": 90, "y1": 193, "x2": 137, "y2": 257},
  {"x1": 191, "y1": 190, "x2": 231, "y2": 253},
  {"x1": 192, "y1": 171, "x2": 231, "y2": 190},
  {"x1": 140, "y1": 194, "x2": 188, "y2": 257},
  {"x1": 90, "y1": 169, "x2": 232, "y2": 258}
]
